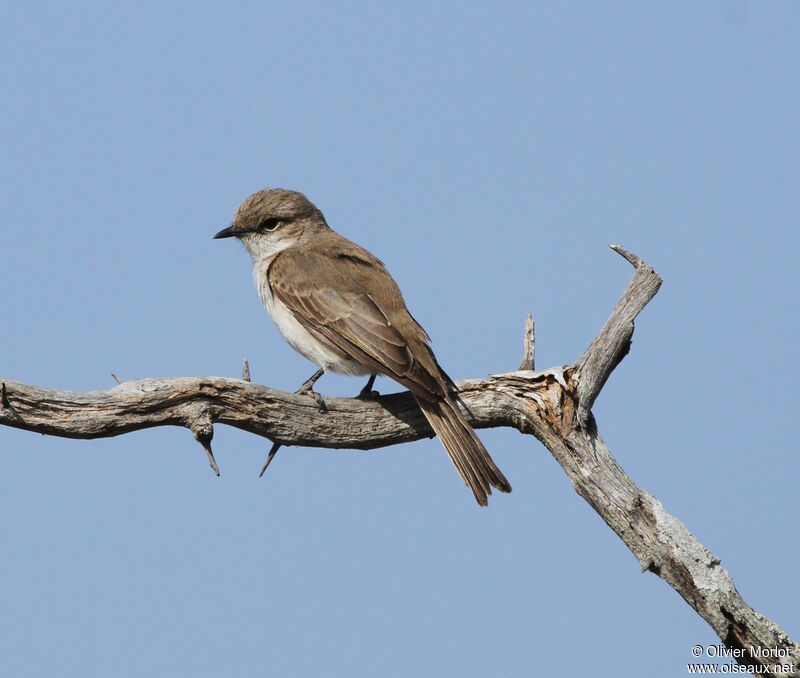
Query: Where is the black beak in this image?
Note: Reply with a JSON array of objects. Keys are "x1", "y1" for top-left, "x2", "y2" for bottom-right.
[{"x1": 213, "y1": 224, "x2": 238, "y2": 239}]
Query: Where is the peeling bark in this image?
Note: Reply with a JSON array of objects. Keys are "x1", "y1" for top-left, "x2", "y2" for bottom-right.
[{"x1": 2, "y1": 245, "x2": 797, "y2": 676}]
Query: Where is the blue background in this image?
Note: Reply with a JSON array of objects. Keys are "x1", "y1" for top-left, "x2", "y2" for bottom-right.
[{"x1": 1, "y1": 2, "x2": 797, "y2": 676}]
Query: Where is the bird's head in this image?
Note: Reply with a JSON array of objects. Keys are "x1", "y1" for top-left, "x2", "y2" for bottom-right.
[{"x1": 214, "y1": 188, "x2": 328, "y2": 261}]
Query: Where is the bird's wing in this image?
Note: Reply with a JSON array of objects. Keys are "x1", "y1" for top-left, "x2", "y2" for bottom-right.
[{"x1": 268, "y1": 244, "x2": 444, "y2": 397}]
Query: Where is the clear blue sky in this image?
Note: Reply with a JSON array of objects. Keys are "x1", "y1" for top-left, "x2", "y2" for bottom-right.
[{"x1": 1, "y1": 2, "x2": 798, "y2": 676}]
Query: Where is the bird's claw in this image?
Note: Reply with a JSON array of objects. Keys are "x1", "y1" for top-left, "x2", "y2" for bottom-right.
[
  {"x1": 357, "y1": 387, "x2": 380, "y2": 401},
  {"x1": 296, "y1": 383, "x2": 327, "y2": 412}
]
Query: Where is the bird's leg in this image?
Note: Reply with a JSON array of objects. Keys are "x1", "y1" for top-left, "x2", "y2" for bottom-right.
[
  {"x1": 296, "y1": 369, "x2": 327, "y2": 411},
  {"x1": 357, "y1": 373, "x2": 380, "y2": 400}
]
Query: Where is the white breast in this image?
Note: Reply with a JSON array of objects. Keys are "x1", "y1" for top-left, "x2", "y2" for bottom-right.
[{"x1": 253, "y1": 257, "x2": 370, "y2": 376}]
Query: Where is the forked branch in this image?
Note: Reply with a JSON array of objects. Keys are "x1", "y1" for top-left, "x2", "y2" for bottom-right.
[{"x1": 1, "y1": 245, "x2": 796, "y2": 676}]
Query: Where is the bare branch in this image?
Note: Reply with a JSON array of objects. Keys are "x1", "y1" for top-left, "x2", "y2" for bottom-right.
[
  {"x1": 259, "y1": 441, "x2": 281, "y2": 477},
  {"x1": 0, "y1": 376, "x2": 441, "y2": 449},
  {"x1": 519, "y1": 314, "x2": 535, "y2": 371},
  {"x1": 187, "y1": 405, "x2": 219, "y2": 476},
  {"x1": 573, "y1": 243, "x2": 662, "y2": 427},
  {"x1": 2, "y1": 246, "x2": 797, "y2": 675}
]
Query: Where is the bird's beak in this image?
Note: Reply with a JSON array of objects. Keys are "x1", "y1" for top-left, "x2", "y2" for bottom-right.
[{"x1": 213, "y1": 223, "x2": 238, "y2": 239}]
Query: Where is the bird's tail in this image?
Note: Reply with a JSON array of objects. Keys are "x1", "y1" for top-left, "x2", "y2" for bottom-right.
[{"x1": 415, "y1": 394, "x2": 511, "y2": 506}]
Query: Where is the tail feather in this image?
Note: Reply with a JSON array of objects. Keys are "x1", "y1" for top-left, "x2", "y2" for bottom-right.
[{"x1": 415, "y1": 394, "x2": 512, "y2": 506}]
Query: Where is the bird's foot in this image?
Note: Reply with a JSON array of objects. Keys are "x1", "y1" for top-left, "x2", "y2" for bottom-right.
[
  {"x1": 355, "y1": 374, "x2": 379, "y2": 400},
  {"x1": 356, "y1": 385, "x2": 381, "y2": 401},
  {"x1": 296, "y1": 381, "x2": 327, "y2": 412},
  {"x1": 294, "y1": 369, "x2": 327, "y2": 412}
]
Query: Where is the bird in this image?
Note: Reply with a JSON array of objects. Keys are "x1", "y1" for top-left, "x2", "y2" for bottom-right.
[{"x1": 214, "y1": 188, "x2": 511, "y2": 505}]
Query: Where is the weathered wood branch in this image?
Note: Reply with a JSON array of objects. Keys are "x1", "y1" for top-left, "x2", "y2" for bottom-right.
[
  {"x1": 1, "y1": 245, "x2": 797, "y2": 675},
  {"x1": 573, "y1": 244, "x2": 662, "y2": 427}
]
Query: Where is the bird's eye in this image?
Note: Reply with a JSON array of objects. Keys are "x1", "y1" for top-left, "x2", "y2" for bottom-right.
[{"x1": 258, "y1": 218, "x2": 281, "y2": 232}]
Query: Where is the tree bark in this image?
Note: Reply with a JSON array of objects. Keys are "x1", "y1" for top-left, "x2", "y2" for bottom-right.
[{"x1": 2, "y1": 245, "x2": 797, "y2": 676}]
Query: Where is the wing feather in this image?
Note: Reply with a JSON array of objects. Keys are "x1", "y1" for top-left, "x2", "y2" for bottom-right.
[{"x1": 269, "y1": 253, "x2": 414, "y2": 380}]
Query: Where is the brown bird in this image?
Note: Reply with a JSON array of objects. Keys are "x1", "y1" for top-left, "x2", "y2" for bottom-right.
[{"x1": 214, "y1": 188, "x2": 511, "y2": 505}]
